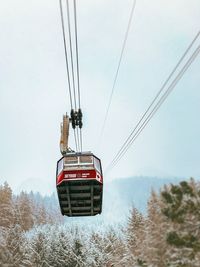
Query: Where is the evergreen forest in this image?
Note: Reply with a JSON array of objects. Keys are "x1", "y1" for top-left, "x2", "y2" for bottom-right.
[{"x1": 1, "y1": 178, "x2": 200, "y2": 266}]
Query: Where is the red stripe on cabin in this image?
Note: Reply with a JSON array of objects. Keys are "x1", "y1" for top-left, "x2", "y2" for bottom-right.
[{"x1": 56, "y1": 170, "x2": 103, "y2": 185}]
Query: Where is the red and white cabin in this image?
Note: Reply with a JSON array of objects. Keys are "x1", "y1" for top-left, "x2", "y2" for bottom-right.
[{"x1": 56, "y1": 152, "x2": 103, "y2": 216}]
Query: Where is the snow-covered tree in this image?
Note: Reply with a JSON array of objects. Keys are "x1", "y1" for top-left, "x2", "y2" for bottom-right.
[
  {"x1": 87, "y1": 227, "x2": 126, "y2": 267},
  {"x1": 28, "y1": 191, "x2": 64, "y2": 226},
  {"x1": 15, "y1": 191, "x2": 34, "y2": 231},
  {"x1": 126, "y1": 207, "x2": 147, "y2": 266},
  {"x1": 1, "y1": 225, "x2": 27, "y2": 266},
  {"x1": 26, "y1": 229, "x2": 50, "y2": 266},
  {"x1": 144, "y1": 189, "x2": 169, "y2": 267}
]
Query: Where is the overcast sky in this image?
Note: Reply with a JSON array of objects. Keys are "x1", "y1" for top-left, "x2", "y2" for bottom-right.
[{"x1": 0, "y1": 0, "x2": 200, "y2": 194}]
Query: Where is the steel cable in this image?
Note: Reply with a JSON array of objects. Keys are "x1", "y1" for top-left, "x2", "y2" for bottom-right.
[
  {"x1": 76, "y1": 127, "x2": 80, "y2": 151},
  {"x1": 59, "y1": 0, "x2": 73, "y2": 110},
  {"x1": 59, "y1": 0, "x2": 82, "y2": 152},
  {"x1": 80, "y1": 128, "x2": 83, "y2": 152},
  {"x1": 99, "y1": 0, "x2": 137, "y2": 144},
  {"x1": 73, "y1": 0, "x2": 82, "y2": 151},
  {"x1": 73, "y1": 129, "x2": 78, "y2": 152},
  {"x1": 107, "y1": 31, "x2": 200, "y2": 170},
  {"x1": 66, "y1": 0, "x2": 77, "y2": 111},
  {"x1": 106, "y1": 40, "x2": 200, "y2": 172},
  {"x1": 73, "y1": 0, "x2": 81, "y2": 109}
]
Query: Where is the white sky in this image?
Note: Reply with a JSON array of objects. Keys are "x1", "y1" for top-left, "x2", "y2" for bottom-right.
[{"x1": 0, "y1": 0, "x2": 200, "y2": 194}]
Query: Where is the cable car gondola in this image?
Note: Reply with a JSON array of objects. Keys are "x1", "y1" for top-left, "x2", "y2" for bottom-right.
[
  {"x1": 56, "y1": 152, "x2": 103, "y2": 216},
  {"x1": 56, "y1": 115, "x2": 103, "y2": 217}
]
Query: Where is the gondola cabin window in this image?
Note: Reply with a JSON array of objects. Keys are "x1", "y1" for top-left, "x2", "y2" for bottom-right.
[
  {"x1": 94, "y1": 157, "x2": 101, "y2": 173},
  {"x1": 80, "y1": 155, "x2": 93, "y2": 169},
  {"x1": 57, "y1": 158, "x2": 63, "y2": 175},
  {"x1": 63, "y1": 155, "x2": 93, "y2": 170}
]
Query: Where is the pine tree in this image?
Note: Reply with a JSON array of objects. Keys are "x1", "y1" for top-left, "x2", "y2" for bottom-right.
[
  {"x1": 46, "y1": 229, "x2": 69, "y2": 267},
  {"x1": 0, "y1": 182, "x2": 15, "y2": 228},
  {"x1": 16, "y1": 191, "x2": 34, "y2": 231},
  {"x1": 87, "y1": 227, "x2": 126, "y2": 267},
  {"x1": 28, "y1": 192, "x2": 52, "y2": 226},
  {"x1": 161, "y1": 179, "x2": 200, "y2": 266},
  {"x1": 37, "y1": 203, "x2": 48, "y2": 225},
  {"x1": 126, "y1": 207, "x2": 147, "y2": 266},
  {"x1": 1, "y1": 224, "x2": 27, "y2": 266},
  {"x1": 28, "y1": 230, "x2": 49, "y2": 267},
  {"x1": 145, "y1": 189, "x2": 169, "y2": 267},
  {"x1": 43, "y1": 193, "x2": 64, "y2": 225},
  {"x1": 0, "y1": 226, "x2": 11, "y2": 265},
  {"x1": 88, "y1": 231, "x2": 108, "y2": 266},
  {"x1": 104, "y1": 229, "x2": 127, "y2": 267}
]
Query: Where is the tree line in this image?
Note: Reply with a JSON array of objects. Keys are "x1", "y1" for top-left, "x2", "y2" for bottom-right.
[
  {"x1": 0, "y1": 178, "x2": 200, "y2": 266},
  {"x1": 0, "y1": 182, "x2": 64, "y2": 231}
]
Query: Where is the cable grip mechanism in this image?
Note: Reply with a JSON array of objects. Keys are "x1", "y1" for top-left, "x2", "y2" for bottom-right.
[{"x1": 70, "y1": 109, "x2": 83, "y2": 129}]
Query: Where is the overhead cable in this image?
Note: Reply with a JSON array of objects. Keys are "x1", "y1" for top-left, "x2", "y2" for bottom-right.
[
  {"x1": 66, "y1": 0, "x2": 77, "y2": 111},
  {"x1": 99, "y1": 0, "x2": 137, "y2": 144},
  {"x1": 108, "y1": 31, "x2": 200, "y2": 167},
  {"x1": 59, "y1": 0, "x2": 73, "y2": 110},
  {"x1": 59, "y1": 0, "x2": 83, "y2": 152},
  {"x1": 76, "y1": 127, "x2": 80, "y2": 151},
  {"x1": 73, "y1": 130, "x2": 78, "y2": 152},
  {"x1": 79, "y1": 127, "x2": 83, "y2": 153},
  {"x1": 73, "y1": 0, "x2": 81, "y2": 109},
  {"x1": 106, "y1": 32, "x2": 200, "y2": 172},
  {"x1": 109, "y1": 44, "x2": 200, "y2": 170},
  {"x1": 73, "y1": 0, "x2": 83, "y2": 151}
]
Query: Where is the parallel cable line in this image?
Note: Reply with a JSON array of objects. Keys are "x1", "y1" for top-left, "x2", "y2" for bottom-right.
[
  {"x1": 76, "y1": 127, "x2": 80, "y2": 151},
  {"x1": 107, "y1": 31, "x2": 200, "y2": 169},
  {"x1": 107, "y1": 39, "x2": 200, "y2": 172},
  {"x1": 80, "y1": 128, "x2": 83, "y2": 152},
  {"x1": 73, "y1": 0, "x2": 81, "y2": 109},
  {"x1": 59, "y1": 0, "x2": 73, "y2": 110},
  {"x1": 73, "y1": 129, "x2": 78, "y2": 152},
  {"x1": 109, "y1": 45, "x2": 200, "y2": 170},
  {"x1": 99, "y1": 0, "x2": 137, "y2": 143},
  {"x1": 73, "y1": 0, "x2": 83, "y2": 151},
  {"x1": 59, "y1": 0, "x2": 82, "y2": 152},
  {"x1": 66, "y1": 0, "x2": 77, "y2": 111}
]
